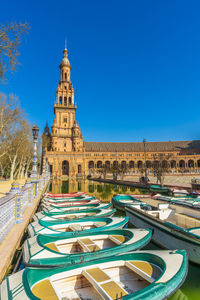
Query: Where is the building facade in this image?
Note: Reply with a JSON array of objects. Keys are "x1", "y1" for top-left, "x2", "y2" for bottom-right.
[{"x1": 44, "y1": 47, "x2": 200, "y2": 179}]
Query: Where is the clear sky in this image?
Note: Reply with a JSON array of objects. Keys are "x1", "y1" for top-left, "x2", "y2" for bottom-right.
[{"x1": 1, "y1": 0, "x2": 200, "y2": 142}]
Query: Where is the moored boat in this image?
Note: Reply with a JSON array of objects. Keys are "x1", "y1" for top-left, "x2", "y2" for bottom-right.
[
  {"x1": 32, "y1": 207, "x2": 116, "y2": 223},
  {"x1": 34, "y1": 203, "x2": 112, "y2": 221},
  {"x1": 27, "y1": 216, "x2": 129, "y2": 237},
  {"x1": 126, "y1": 202, "x2": 200, "y2": 264},
  {"x1": 1, "y1": 249, "x2": 187, "y2": 300},
  {"x1": 41, "y1": 198, "x2": 100, "y2": 209},
  {"x1": 46, "y1": 191, "x2": 86, "y2": 198},
  {"x1": 23, "y1": 228, "x2": 152, "y2": 266},
  {"x1": 112, "y1": 194, "x2": 145, "y2": 212},
  {"x1": 42, "y1": 195, "x2": 95, "y2": 203},
  {"x1": 150, "y1": 185, "x2": 169, "y2": 194},
  {"x1": 170, "y1": 188, "x2": 189, "y2": 197}
]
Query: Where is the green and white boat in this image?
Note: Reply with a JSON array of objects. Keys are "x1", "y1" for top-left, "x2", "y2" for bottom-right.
[
  {"x1": 112, "y1": 194, "x2": 145, "y2": 212},
  {"x1": 27, "y1": 216, "x2": 129, "y2": 237},
  {"x1": 1, "y1": 249, "x2": 187, "y2": 300},
  {"x1": 31, "y1": 208, "x2": 116, "y2": 225},
  {"x1": 42, "y1": 195, "x2": 95, "y2": 203},
  {"x1": 34, "y1": 203, "x2": 112, "y2": 222},
  {"x1": 23, "y1": 228, "x2": 152, "y2": 267},
  {"x1": 43, "y1": 201, "x2": 108, "y2": 213},
  {"x1": 126, "y1": 202, "x2": 200, "y2": 264},
  {"x1": 150, "y1": 185, "x2": 169, "y2": 194}
]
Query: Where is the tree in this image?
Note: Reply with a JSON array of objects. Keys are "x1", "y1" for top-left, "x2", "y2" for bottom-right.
[
  {"x1": 0, "y1": 22, "x2": 30, "y2": 81},
  {"x1": 0, "y1": 93, "x2": 33, "y2": 179}
]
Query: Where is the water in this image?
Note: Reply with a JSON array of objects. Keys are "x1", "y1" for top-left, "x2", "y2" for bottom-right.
[{"x1": 49, "y1": 179, "x2": 200, "y2": 300}]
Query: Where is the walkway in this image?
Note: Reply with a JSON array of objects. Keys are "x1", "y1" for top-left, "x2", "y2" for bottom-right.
[
  {"x1": 0, "y1": 179, "x2": 27, "y2": 199},
  {"x1": 0, "y1": 180, "x2": 49, "y2": 283}
]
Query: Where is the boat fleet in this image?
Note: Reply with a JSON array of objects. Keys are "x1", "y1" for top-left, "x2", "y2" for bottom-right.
[{"x1": 0, "y1": 190, "x2": 191, "y2": 299}]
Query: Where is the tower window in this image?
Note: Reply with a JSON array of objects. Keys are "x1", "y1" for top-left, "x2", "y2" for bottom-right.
[
  {"x1": 64, "y1": 97, "x2": 67, "y2": 106},
  {"x1": 64, "y1": 118, "x2": 67, "y2": 123},
  {"x1": 59, "y1": 96, "x2": 62, "y2": 105},
  {"x1": 65, "y1": 73, "x2": 67, "y2": 80},
  {"x1": 69, "y1": 97, "x2": 71, "y2": 105},
  {"x1": 64, "y1": 143, "x2": 66, "y2": 147}
]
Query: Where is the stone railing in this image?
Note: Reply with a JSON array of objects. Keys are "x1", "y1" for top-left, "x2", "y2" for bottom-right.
[{"x1": 0, "y1": 174, "x2": 50, "y2": 243}]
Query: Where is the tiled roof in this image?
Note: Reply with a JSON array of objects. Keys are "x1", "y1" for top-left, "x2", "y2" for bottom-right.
[{"x1": 84, "y1": 140, "x2": 200, "y2": 152}]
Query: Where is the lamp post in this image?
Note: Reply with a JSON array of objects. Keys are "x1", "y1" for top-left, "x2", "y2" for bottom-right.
[
  {"x1": 31, "y1": 125, "x2": 39, "y2": 179},
  {"x1": 143, "y1": 138, "x2": 148, "y2": 180}
]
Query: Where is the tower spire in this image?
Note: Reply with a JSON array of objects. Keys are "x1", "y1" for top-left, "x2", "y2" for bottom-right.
[{"x1": 65, "y1": 39, "x2": 67, "y2": 50}]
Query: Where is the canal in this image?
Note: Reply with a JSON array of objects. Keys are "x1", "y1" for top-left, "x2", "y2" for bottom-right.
[{"x1": 49, "y1": 179, "x2": 200, "y2": 300}]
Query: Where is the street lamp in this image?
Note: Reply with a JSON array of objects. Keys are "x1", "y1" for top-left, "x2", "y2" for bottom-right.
[
  {"x1": 143, "y1": 138, "x2": 148, "y2": 179},
  {"x1": 31, "y1": 125, "x2": 39, "y2": 178}
]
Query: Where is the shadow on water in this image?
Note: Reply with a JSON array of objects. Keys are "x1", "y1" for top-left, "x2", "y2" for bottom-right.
[{"x1": 49, "y1": 179, "x2": 200, "y2": 300}]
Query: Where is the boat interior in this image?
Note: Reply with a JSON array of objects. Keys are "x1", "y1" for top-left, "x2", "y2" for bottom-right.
[
  {"x1": 31, "y1": 261, "x2": 162, "y2": 300},
  {"x1": 50, "y1": 222, "x2": 107, "y2": 233},
  {"x1": 45, "y1": 235, "x2": 126, "y2": 254},
  {"x1": 132, "y1": 203, "x2": 200, "y2": 232}
]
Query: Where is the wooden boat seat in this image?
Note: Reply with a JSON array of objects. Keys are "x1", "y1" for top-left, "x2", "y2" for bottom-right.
[
  {"x1": 78, "y1": 238, "x2": 100, "y2": 252},
  {"x1": 95, "y1": 222, "x2": 106, "y2": 227},
  {"x1": 126, "y1": 261, "x2": 162, "y2": 283},
  {"x1": 83, "y1": 267, "x2": 127, "y2": 300},
  {"x1": 32, "y1": 279, "x2": 58, "y2": 300},
  {"x1": 69, "y1": 224, "x2": 83, "y2": 231},
  {"x1": 46, "y1": 243, "x2": 59, "y2": 252},
  {"x1": 109, "y1": 235, "x2": 126, "y2": 245}
]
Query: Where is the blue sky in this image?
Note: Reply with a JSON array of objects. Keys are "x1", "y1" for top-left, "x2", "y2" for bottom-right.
[{"x1": 1, "y1": 0, "x2": 200, "y2": 142}]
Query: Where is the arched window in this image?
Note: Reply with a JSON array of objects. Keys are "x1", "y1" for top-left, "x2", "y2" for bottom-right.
[
  {"x1": 97, "y1": 161, "x2": 103, "y2": 168},
  {"x1": 88, "y1": 161, "x2": 94, "y2": 169},
  {"x1": 129, "y1": 161, "x2": 134, "y2": 168},
  {"x1": 179, "y1": 160, "x2": 185, "y2": 168},
  {"x1": 64, "y1": 97, "x2": 67, "y2": 106},
  {"x1": 105, "y1": 161, "x2": 110, "y2": 170},
  {"x1": 188, "y1": 160, "x2": 194, "y2": 168},
  {"x1": 59, "y1": 96, "x2": 62, "y2": 105},
  {"x1": 137, "y1": 161, "x2": 143, "y2": 169},
  {"x1": 65, "y1": 73, "x2": 67, "y2": 80},
  {"x1": 69, "y1": 97, "x2": 71, "y2": 105},
  {"x1": 62, "y1": 160, "x2": 69, "y2": 175}
]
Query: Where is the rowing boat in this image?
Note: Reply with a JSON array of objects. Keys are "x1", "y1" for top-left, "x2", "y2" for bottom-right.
[
  {"x1": 46, "y1": 191, "x2": 85, "y2": 198},
  {"x1": 112, "y1": 194, "x2": 146, "y2": 212},
  {"x1": 32, "y1": 207, "x2": 116, "y2": 224},
  {"x1": 150, "y1": 185, "x2": 169, "y2": 194},
  {"x1": 34, "y1": 203, "x2": 112, "y2": 221},
  {"x1": 42, "y1": 198, "x2": 100, "y2": 209},
  {"x1": 27, "y1": 216, "x2": 129, "y2": 237},
  {"x1": 126, "y1": 202, "x2": 200, "y2": 264},
  {"x1": 23, "y1": 228, "x2": 152, "y2": 266},
  {"x1": 1, "y1": 249, "x2": 187, "y2": 300}
]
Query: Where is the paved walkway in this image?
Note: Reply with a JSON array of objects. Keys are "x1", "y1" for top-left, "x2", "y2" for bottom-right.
[
  {"x1": 0, "y1": 179, "x2": 27, "y2": 199},
  {"x1": 0, "y1": 181, "x2": 49, "y2": 283}
]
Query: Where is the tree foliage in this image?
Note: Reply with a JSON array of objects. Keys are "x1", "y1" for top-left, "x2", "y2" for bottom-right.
[
  {"x1": 0, "y1": 93, "x2": 33, "y2": 179},
  {"x1": 0, "y1": 22, "x2": 30, "y2": 81}
]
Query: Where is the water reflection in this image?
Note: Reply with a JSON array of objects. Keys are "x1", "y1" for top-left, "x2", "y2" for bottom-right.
[
  {"x1": 49, "y1": 179, "x2": 150, "y2": 202},
  {"x1": 49, "y1": 179, "x2": 200, "y2": 300}
]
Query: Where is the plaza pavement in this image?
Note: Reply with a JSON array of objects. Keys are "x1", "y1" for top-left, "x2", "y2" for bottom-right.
[{"x1": 0, "y1": 179, "x2": 27, "y2": 199}]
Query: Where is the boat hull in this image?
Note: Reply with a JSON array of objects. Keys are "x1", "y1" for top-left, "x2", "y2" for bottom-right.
[{"x1": 126, "y1": 206, "x2": 200, "y2": 264}]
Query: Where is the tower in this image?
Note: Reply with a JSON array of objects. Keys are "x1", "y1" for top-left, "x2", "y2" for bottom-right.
[{"x1": 51, "y1": 45, "x2": 83, "y2": 153}]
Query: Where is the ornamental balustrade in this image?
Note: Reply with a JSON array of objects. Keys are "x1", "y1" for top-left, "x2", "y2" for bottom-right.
[{"x1": 0, "y1": 174, "x2": 50, "y2": 243}]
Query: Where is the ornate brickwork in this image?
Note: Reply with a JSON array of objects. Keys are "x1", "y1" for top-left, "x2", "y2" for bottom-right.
[{"x1": 44, "y1": 47, "x2": 200, "y2": 179}]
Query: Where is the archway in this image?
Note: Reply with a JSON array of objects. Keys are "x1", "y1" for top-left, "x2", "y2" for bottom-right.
[
  {"x1": 129, "y1": 161, "x2": 134, "y2": 168},
  {"x1": 188, "y1": 160, "x2": 194, "y2": 168},
  {"x1": 137, "y1": 161, "x2": 143, "y2": 169},
  {"x1": 179, "y1": 160, "x2": 185, "y2": 168},
  {"x1": 62, "y1": 160, "x2": 69, "y2": 175},
  {"x1": 146, "y1": 161, "x2": 151, "y2": 168},
  {"x1": 97, "y1": 161, "x2": 103, "y2": 169},
  {"x1": 88, "y1": 161, "x2": 94, "y2": 169},
  {"x1": 121, "y1": 161, "x2": 127, "y2": 169},
  {"x1": 105, "y1": 161, "x2": 111, "y2": 170},
  {"x1": 170, "y1": 160, "x2": 176, "y2": 168}
]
